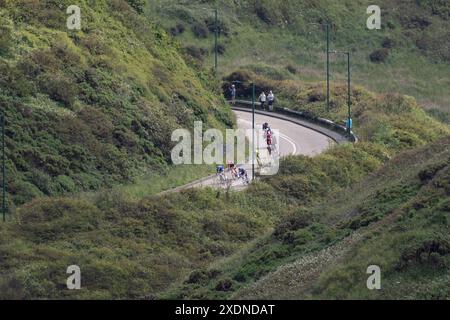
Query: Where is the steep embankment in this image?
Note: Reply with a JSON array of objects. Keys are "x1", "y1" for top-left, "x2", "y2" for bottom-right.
[
  {"x1": 160, "y1": 74, "x2": 449, "y2": 299},
  {"x1": 0, "y1": 0, "x2": 448, "y2": 300},
  {"x1": 0, "y1": 0, "x2": 233, "y2": 208},
  {"x1": 0, "y1": 75, "x2": 447, "y2": 300},
  {"x1": 168, "y1": 137, "x2": 449, "y2": 300}
]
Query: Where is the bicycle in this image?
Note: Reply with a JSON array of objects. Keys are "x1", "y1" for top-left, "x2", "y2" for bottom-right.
[{"x1": 217, "y1": 172, "x2": 228, "y2": 186}]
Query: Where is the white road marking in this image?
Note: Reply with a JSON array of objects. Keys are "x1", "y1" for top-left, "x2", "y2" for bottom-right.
[{"x1": 237, "y1": 118, "x2": 298, "y2": 155}]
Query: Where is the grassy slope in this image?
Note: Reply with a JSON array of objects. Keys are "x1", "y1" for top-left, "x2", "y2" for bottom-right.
[
  {"x1": 147, "y1": 0, "x2": 450, "y2": 115},
  {"x1": 1, "y1": 62, "x2": 447, "y2": 299},
  {"x1": 167, "y1": 137, "x2": 450, "y2": 300},
  {"x1": 0, "y1": 0, "x2": 448, "y2": 300},
  {"x1": 0, "y1": 0, "x2": 233, "y2": 209},
  {"x1": 236, "y1": 136, "x2": 450, "y2": 300}
]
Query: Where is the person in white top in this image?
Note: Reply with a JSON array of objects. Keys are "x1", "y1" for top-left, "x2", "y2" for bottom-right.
[
  {"x1": 259, "y1": 92, "x2": 267, "y2": 110},
  {"x1": 267, "y1": 91, "x2": 275, "y2": 111}
]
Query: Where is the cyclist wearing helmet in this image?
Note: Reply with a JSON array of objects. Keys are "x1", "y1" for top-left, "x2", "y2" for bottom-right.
[
  {"x1": 227, "y1": 161, "x2": 238, "y2": 179},
  {"x1": 238, "y1": 167, "x2": 249, "y2": 182},
  {"x1": 266, "y1": 130, "x2": 273, "y2": 155}
]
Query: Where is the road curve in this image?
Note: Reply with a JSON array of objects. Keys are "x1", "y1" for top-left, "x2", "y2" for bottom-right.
[
  {"x1": 235, "y1": 110, "x2": 334, "y2": 157},
  {"x1": 160, "y1": 110, "x2": 335, "y2": 194}
]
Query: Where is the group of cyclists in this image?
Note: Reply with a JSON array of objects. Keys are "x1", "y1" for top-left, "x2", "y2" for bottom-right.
[
  {"x1": 215, "y1": 121, "x2": 276, "y2": 186},
  {"x1": 263, "y1": 122, "x2": 274, "y2": 155},
  {"x1": 216, "y1": 162, "x2": 249, "y2": 185}
]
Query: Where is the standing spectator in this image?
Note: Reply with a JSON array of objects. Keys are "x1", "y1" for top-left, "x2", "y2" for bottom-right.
[
  {"x1": 230, "y1": 84, "x2": 237, "y2": 105},
  {"x1": 267, "y1": 90, "x2": 275, "y2": 111},
  {"x1": 259, "y1": 91, "x2": 267, "y2": 110}
]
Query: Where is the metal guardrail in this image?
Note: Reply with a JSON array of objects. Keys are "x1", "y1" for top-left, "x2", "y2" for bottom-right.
[{"x1": 231, "y1": 100, "x2": 358, "y2": 143}]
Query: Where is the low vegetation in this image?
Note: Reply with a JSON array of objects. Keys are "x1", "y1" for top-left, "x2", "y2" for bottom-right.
[
  {"x1": 0, "y1": 0, "x2": 233, "y2": 209},
  {"x1": 0, "y1": 0, "x2": 448, "y2": 300},
  {"x1": 147, "y1": 0, "x2": 450, "y2": 116}
]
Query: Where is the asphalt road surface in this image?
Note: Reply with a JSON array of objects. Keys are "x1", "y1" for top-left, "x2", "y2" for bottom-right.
[{"x1": 235, "y1": 110, "x2": 334, "y2": 157}]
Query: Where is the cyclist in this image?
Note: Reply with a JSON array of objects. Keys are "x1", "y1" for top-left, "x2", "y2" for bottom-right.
[
  {"x1": 266, "y1": 130, "x2": 273, "y2": 155},
  {"x1": 216, "y1": 165, "x2": 225, "y2": 174},
  {"x1": 238, "y1": 168, "x2": 249, "y2": 184},
  {"x1": 262, "y1": 122, "x2": 272, "y2": 139},
  {"x1": 227, "y1": 161, "x2": 238, "y2": 179},
  {"x1": 216, "y1": 165, "x2": 227, "y2": 184}
]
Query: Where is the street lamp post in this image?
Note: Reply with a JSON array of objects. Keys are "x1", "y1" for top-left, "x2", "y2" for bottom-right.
[
  {"x1": 232, "y1": 81, "x2": 256, "y2": 181},
  {"x1": 326, "y1": 23, "x2": 330, "y2": 113},
  {"x1": 1, "y1": 111, "x2": 6, "y2": 222},
  {"x1": 251, "y1": 82, "x2": 255, "y2": 181},
  {"x1": 330, "y1": 50, "x2": 352, "y2": 133},
  {"x1": 202, "y1": 7, "x2": 219, "y2": 74},
  {"x1": 346, "y1": 52, "x2": 352, "y2": 133},
  {"x1": 214, "y1": 8, "x2": 218, "y2": 73}
]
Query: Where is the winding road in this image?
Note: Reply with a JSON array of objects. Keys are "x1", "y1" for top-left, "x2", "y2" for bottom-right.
[
  {"x1": 235, "y1": 110, "x2": 334, "y2": 157},
  {"x1": 162, "y1": 109, "x2": 335, "y2": 193}
]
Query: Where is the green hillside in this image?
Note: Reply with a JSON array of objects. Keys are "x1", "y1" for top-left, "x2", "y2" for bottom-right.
[
  {"x1": 0, "y1": 0, "x2": 233, "y2": 208},
  {"x1": 1, "y1": 74, "x2": 447, "y2": 298},
  {"x1": 164, "y1": 136, "x2": 450, "y2": 300},
  {"x1": 0, "y1": 0, "x2": 448, "y2": 300},
  {"x1": 147, "y1": 0, "x2": 450, "y2": 116}
]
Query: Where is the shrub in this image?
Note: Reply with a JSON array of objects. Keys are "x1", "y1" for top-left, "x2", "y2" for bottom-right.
[
  {"x1": 38, "y1": 73, "x2": 77, "y2": 107},
  {"x1": 126, "y1": 0, "x2": 145, "y2": 14},
  {"x1": 286, "y1": 65, "x2": 298, "y2": 74},
  {"x1": 17, "y1": 197, "x2": 102, "y2": 241},
  {"x1": 170, "y1": 23, "x2": 185, "y2": 36},
  {"x1": 204, "y1": 17, "x2": 229, "y2": 37},
  {"x1": 9, "y1": 180, "x2": 44, "y2": 205},
  {"x1": 215, "y1": 278, "x2": 233, "y2": 292},
  {"x1": 308, "y1": 90, "x2": 326, "y2": 103},
  {"x1": 254, "y1": 4, "x2": 272, "y2": 24},
  {"x1": 369, "y1": 48, "x2": 390, "y2": 63},
  {"x1": 192, "y1": 22, "x2": 209, "y2": 38},
  {"x1": 0, "y1": 24, "x2": 13, "y2": 56},
  {"x1": 382, "y1": 37, "x2": 395, "y2": 49},
  {"x1": 184, "y1": 45, "x2": 208, "y2": 61},
  {"x1": 401, "y1": 15, "x2": 431, "y2": 30},
  {"x1": 418, "y1": 162, "x2": 447, "y2": 183},
  {"x1": 273, "y1": 211, "x2": 313, "y2": 240},
  {"x1": 216, "y1": 43, "x2": 226, "y2": 55},
  {"x1": 396, "y1": 239, "x2": 450, "y2": 270}
]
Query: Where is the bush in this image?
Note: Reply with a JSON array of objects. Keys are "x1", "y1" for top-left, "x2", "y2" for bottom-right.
[
  {"x1": 418, "y1": 162, "x2": 447, "y2": 183},
  {"x1": 9, "y1": 180, "x2": 44, "y2": 205},
  {"x1": 286, "y1": 65, "x2": 298, "y2": 74},
  {"x1": 125, "y1": 0, "x2": 145, "y2": 14},
  {"x1": 170, "y1": 23, "x2": 185, "y2": 36},
  {"x1": 396, "y1": 239, "x2": 450, "y2": 270},
  {"x1": 38, "y1": 73, "x2": 77, "y2": 107},
  {"x1": 382, "y1": 37, "x2": 395, "y2": 49},
  {"x1": 215, "y1": 278, "x2": 233, "y2": 292},
  {"x1": 273, "y1": 211, "x2": 313, "y2": 240},
  {"x1": 401, "y1": 15, "x2": 431, "y2": 30},
  {"x1": 17, "y1": 198, "x2": 102, "y2": 241},
  {"x1": 216, "y1": 43, "x2": 226, "y2": 55},
  {"x1": 254, "y1": 4, "x2": 273, "y2": 24},
  {"x1": 192, "y1": 23, "x2": 209, "y2": 38},
  {"x1": 0, "y1": 24, "x2": 13, "y2": 56},
  {"x1": 184, "y1": 45, "x2": 208, "y2": 61},
  {"x1": 369, "y1": 48, "x2": 390, "y2": 63}
]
